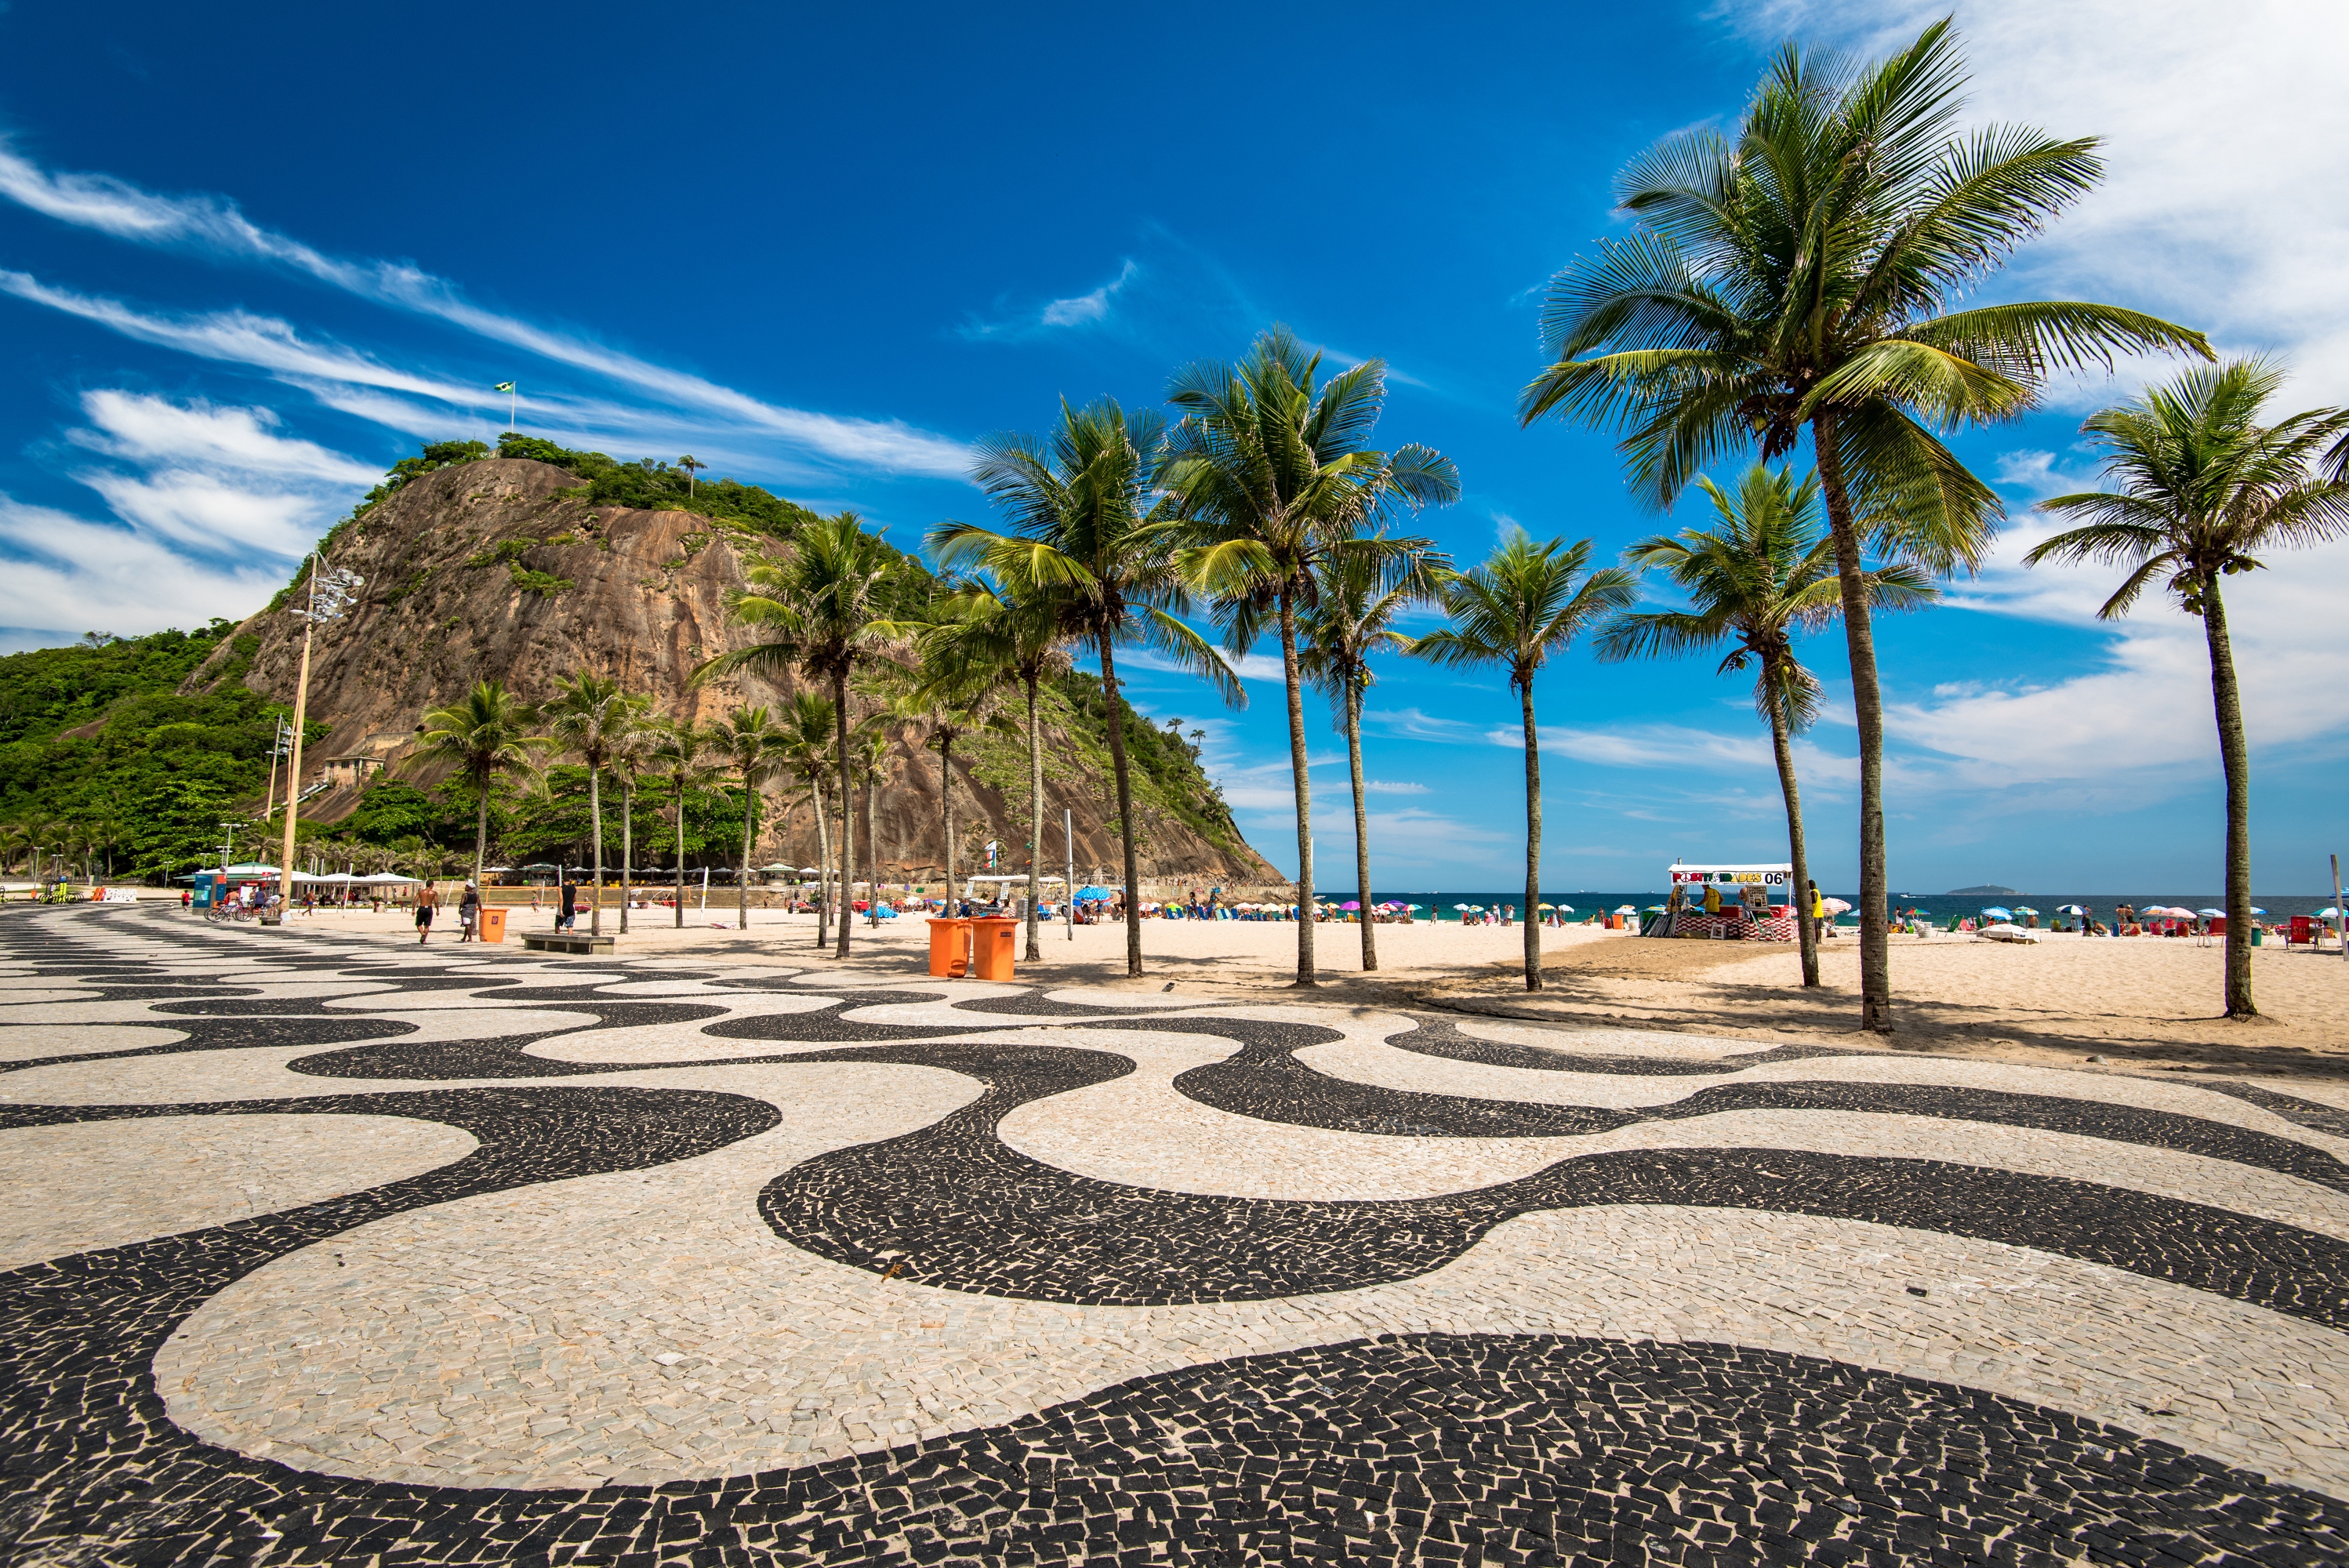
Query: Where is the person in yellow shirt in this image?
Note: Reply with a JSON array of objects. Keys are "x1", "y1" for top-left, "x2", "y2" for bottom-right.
[{"x1": 1702, "y1": 884, "x2": 1721, "y2": 917}]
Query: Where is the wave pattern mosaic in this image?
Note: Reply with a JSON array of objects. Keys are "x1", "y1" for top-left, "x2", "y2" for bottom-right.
[{"x1": 2, "y1": 904, "x2": 2347, "y2": 1564}]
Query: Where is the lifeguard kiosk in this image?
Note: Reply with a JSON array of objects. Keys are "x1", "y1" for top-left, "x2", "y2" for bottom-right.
[{"x1": 1659, "y1": 861, "x2": 1797, "y2": 940}]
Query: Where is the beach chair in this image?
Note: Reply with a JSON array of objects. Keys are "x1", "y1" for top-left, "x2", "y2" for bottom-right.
[{"x1": 2289, "y1": 916, "x2": 2316, "y2": 949}]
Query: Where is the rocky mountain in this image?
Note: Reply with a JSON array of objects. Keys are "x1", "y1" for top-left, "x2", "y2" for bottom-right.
[{"x1": 191, "y1": 455, "x2": 1278, "y2": 887}]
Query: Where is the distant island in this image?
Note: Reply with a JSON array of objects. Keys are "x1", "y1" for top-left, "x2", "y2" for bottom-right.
[{"x1": 1948, "y1": 884, "x2": 2019, "y2": 896}]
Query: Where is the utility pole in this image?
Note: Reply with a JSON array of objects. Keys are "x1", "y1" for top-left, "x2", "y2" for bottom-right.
[
  {"x1": 278, "y1": 554, "x2": 359, "y2": 915},
  {"x1": 1065, "y1": 808, "x2": 1075, "y2": 941}
]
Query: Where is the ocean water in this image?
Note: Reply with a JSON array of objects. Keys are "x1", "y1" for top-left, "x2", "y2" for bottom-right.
[{"x1": 1330, "y1": 891, "x2": 2344, "y2": 924}]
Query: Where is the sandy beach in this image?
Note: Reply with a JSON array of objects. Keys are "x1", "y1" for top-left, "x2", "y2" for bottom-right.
[{"x1": 228, "y1": 902, "x2": 2349, "y2": 1080}]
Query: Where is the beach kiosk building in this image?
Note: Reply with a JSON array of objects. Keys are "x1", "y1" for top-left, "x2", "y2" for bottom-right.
[{"x1": 1662, "y1": 861, "x2": 1797, "y2": 940}]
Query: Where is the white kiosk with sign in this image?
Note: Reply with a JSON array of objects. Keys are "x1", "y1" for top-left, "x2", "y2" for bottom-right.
[{"x1": 1664, "y1": 861, "x2": 1797, "y2": 941}]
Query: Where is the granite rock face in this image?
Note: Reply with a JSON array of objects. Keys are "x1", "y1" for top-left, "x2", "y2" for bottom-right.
[{"x1": 199, "y1": 457, "x2": 1275, "y2": 883}]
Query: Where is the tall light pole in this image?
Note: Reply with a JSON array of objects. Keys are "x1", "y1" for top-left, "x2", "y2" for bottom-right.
[{"x1": 277, "y1": 554, "x2": 361, "y2": 909}]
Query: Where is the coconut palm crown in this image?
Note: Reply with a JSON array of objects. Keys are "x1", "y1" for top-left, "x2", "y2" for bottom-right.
[
  {"x1": 931, "y1": 397, "x2": 1240, "y2": 975},
  {"x1": 1599, "y1": 464, "x2": 1933, "y2": 985},
  {"x1": 412, "y1": 680, "x2": 551, "y2": 887},
  {"x1": 1295, "y1": 535, "x2": 1449, "y2": 973},
  {"x1": 2024, "y1": 359, "x2": 2349, "y2": 1019},
  {"x1": 695, "y1": 509, "x2": 900, "y2": 958},
  {"x1": 1518, "y1": 19, "x2": 2209, "y2": 1031},
  {"x1": 1410, "y1": 532, "x2": 1636, "y2": 993},
  {"x1": 1162, "y1": 327, "x2": 1458, "y2": 986}
]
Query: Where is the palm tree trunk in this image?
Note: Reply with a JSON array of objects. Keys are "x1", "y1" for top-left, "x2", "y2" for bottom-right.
[
  {"x1": 811, "y1": 782, "x2": 833, "y2": 949},
  {"x1": 1024, "y1": 673, "x2": 1044, "y2": 962},
  {"x1": 1097, "y1": 634, "x2": 1143, "y2": 977},
  {"x1": 864, "y1": 764, "x2": 879, "y2": 930},
  {"x1": 1278, "y1": 591, "x2": 1316, "y2": 987},
  {"x1": 1518, "y1": 677, "x2": 1543, "y2": 991},
  {"x1": 940, "y1": 735, "x2": 957, "y2": 912},
  {"x1": 619, "y1": 782, "x2": 632, "y2": 935},
  {"x1": 739, "y1": 779, "x2": 756, "y2": 932},
  {"x1": 673, "y1": 779, "x2": 686, "y2": 928},
  {"x1": 834, "y1": 670, "x2": 853, "y2": 960},
  {"x1": 1347, "y1": 685, "x2": 1377, "y2": 972},
  {"x1": 2203, "y1": 579, "x2": 2256, "y2": 1018},
  {"x1": 588, "y1": 760, "x2": 604, "y2": 938},
  {"x1": 1764, "y1": 666, "x2": 1818, "y2": 988},
  {"x1": 1811, "y1": 412, "x2": 1893, "y2": 1033},
  {"x1": 473, "y1": 771, "x2": 489, "y2": 888}
]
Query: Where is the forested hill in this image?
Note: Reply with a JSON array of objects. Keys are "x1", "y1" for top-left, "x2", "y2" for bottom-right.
[{"x1": 0, "y1": 436, "x2": 1273, "y2": 885}]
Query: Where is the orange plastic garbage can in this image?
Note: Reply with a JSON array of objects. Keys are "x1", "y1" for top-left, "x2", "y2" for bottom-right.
[
  {"x1": 969, "y1": 917, "x2": 1018, "y2": 982},
  {"x1": 927, "y1": 918, "x2": 973, "y2": 978},
  {"x1": 479, "y1": 908, "x2": 509, "y2": 944}
]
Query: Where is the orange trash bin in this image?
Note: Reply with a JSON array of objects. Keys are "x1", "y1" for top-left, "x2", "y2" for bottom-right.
[
  {"x1": 479, "y1": 908, "x2": 509, "y2": 944},
  {"x1": 927, "y1": 918, "x2": 972, "y2": 978},
  {"x1": 969, "y1": 917, "x2": 1018, "y2": 982}
]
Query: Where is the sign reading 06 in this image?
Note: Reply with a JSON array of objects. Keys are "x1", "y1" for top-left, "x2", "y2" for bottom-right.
[{"x1": 1668, "y1": 864, "x2": 1792, "y2": 887}]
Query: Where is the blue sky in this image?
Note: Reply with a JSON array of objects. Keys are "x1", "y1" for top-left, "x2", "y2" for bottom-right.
[{"x1": 2, "y1": 0, "x2": 2344, "y2": 893}]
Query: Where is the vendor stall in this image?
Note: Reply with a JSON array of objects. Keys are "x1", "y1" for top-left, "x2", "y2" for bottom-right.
[{"x1": 1657, "y1": 861, "x2": 1798, "y2": 941}]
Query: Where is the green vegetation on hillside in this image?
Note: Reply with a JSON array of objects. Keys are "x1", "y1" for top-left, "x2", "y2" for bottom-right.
[
  {"x1": 0, "y1": 622, "x2": 308, "y2": 880},
  {"x1": 0, "y1": 437, "x2": 1245, "y2": 884}
]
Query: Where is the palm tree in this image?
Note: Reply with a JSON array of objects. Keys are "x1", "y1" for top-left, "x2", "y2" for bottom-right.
[
  {"x1": 542, "y1": 672, "x2": 648, "y2": 938},
  {"x1": 1599, "y1": 465, "x2": 1935, "y2": 986},
  {"x1": 679, "y1": 455, "x2": 706, "y2": 496},
  {"x1": 713, "y1": 705, "x2": 787, "y2": 932},
  {"x1": 1518, "y1": 20, "x2": 2209, "y2": 1031},
  {"x1": 932, "y1": 397, "x2": 1241, "y2": 975},
  {"x1": 779, "y1": 690, "x2": 840, "y2": 947},
  {"x1": 1160, "y1": 332, "x2": 1457, "y2": 985},
  {"x1": 851, "y1": 715, "x2": 895, "y2": 920},
  {"x1": 917, "y1": 567, "x2": 1076, "y2": 961},
  {"x1": 1295, "y1": 535, "x2": 1449, "y2": 971},
  {"x1": 646, "y1": 718, "x2": 720, "y2": 927},
  {"x1": 611, "y1": 721, "x2": 659, "y2": 935},
  {"x1": 1411, "y1": 531, "x2": 1636, "y2": 992},
  {"x1": 412, "y1": 681, "x2": 551, "y2": 887},
  {"x1": 895, "y1": 628, "x2": 1017, "y2": 913},
  {"x1": 695, "y1": 510, "x2": 899, "y2": 959},
  {"x1": 2024, "y1": 360, "x2": 2349, "y2": 1018},
  {"x1": 0, "y1": 822, "x2": 24, "y2": 877}
]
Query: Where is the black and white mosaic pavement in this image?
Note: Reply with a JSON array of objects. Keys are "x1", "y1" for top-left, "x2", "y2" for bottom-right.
[{"x1": 4, "y1": 902, "x2": 2349, "y2": 1564}]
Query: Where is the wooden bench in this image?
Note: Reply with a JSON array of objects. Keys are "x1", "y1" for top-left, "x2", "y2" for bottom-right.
[{"x1": 522, "y1": 934, "x2": 615, "y2": 956}]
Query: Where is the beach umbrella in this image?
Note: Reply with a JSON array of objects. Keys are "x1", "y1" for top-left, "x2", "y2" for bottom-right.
[
  {"x1": 1980, "y1": 906, "x2": 2013, "y2": 919},
  {"x1": 1556, "y1": 903, "x2": 1574, "y2": 913},
  {"x1": 1453, "y1": 903, "x2": 1472, "y2": 910},
  {"x1": 2195, "y1": 907, "x2": 2224, "y2": 918},
  {"x1": 2057, "y1": 904, "x2": 2086, "y2": 914},
  {"x1": 1405, "y1": 903, "x2": 1421, "y2": 910},
  {"x1": 1536, "y1": 902, "x2": 1555, "y2": 910},
  {"x1": 1614, "y1": 904, "x2": 1638, "y2": 913},
  {"x1": 1643, "y1": 904, "x2": 1666, "y2": 913},
  {"x1": 2013, "y1": 906, "x2": 2039, "y2": 916},
  {"x1": 1342, "y1": 901, "x2": 1360, "y2": 911},
  {"x1": 1821, "y1": 897, "x2": 1853, "y2": 915},
  {"x1": 2249, "y1": 907, "x2": 2267, "y2": 915}
]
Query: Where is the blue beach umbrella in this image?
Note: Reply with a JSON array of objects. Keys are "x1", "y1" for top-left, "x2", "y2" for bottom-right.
[{"x1": 1980, "y1": 906, "x2": 2013, "y2": 920}]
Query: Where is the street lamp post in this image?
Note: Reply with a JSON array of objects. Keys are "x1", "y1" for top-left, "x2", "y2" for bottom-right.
[{"x1": 276, "y1": 554, "x2": 361, "y2": 916}]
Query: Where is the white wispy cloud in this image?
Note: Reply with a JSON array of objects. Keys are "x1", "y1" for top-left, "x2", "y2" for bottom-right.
[
  {"x1": 961, "y1": 260, "x2": 1140, "y2": 340},
  {"x1": 0, "y1": 390, "x2": 382, "y2": 639},
  {"x1": 69, "y1": 390, "x2": 380, "y2": 485},
  {"x1": 1041, "y1": 260, "x2": 1138, "y2": 326},
  {"x1": 0, "y1": 494, "x2": 285, "y2": 646},
  {"x1": 0, "y1": 138, "x2": 971, "y2": 477}
]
